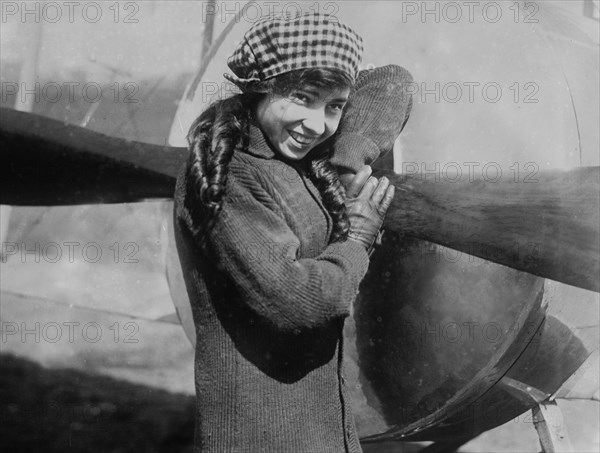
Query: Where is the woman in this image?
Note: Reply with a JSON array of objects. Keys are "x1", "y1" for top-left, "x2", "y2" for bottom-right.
[{"x1": 174, "y1": 13, "x2": 407, "y2": 452}]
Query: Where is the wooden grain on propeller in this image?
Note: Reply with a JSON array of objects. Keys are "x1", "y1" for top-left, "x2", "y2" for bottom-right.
[{"x1": 2, "y1": 107, "x2": 598, "y2": 292}]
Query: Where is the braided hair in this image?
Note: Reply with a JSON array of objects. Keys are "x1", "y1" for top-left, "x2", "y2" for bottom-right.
[{"x1": 184, "y1": 68, "x2": 352, "y2": 247}]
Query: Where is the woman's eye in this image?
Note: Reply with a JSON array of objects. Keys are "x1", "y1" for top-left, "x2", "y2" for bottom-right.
[
  {"x1": 329, "y1": 103, "x2": 345, "y2": 113},
  {"x1": 290, "y1": 92, "x2": 310, "y2": 103}
]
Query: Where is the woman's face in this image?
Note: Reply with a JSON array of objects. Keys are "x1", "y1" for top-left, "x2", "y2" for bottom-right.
[{"x1": 255, "y1": 85, "x2": 350, "y2": 161}]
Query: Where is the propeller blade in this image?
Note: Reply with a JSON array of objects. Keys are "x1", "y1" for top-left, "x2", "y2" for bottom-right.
[
  {"x1": 2, "y1": 108, "x2": 598, "y2": 291},
  {"x1": 375, "y1": 168, "x2": 600, "y2": 293},
  {"x1": 0, "y1": 107, "x2": 187, "y2": 205}
]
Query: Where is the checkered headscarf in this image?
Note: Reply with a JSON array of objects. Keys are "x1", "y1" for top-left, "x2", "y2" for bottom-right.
[{"x1": 225, "y1": 13, "x2": 364, "y2": 90}]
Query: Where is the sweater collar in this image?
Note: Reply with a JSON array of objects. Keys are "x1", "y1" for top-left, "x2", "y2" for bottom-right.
[{"x1": 246, "y1": 121, "x2": 277, "y2": 160}]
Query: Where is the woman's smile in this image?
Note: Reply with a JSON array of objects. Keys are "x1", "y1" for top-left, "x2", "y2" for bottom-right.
[{"x1": 287, "y1": 130, "x2": 318, "y2": 147}]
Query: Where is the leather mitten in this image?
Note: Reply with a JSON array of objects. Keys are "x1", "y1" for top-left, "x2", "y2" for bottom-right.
[{"x1": 331, "y1": 64, "x2": 414, "y2": 175}]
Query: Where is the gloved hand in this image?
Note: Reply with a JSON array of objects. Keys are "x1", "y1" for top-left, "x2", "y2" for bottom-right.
[
  {"x1": 345, "y1": 166, "x2": 395, "y2": 252},
  {"x1": 331, "y1": 64, "x2": 414, "y2": 177}
]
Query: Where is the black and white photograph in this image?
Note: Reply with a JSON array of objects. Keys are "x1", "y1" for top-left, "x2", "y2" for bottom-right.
[{"x1": 1, "y1": 1, "x2": 598, "y2": 452}]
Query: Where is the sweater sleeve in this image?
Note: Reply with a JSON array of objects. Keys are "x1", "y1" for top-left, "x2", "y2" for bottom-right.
[{"x1": 194, "y1": 166, "x2": 370, "y2": 333}]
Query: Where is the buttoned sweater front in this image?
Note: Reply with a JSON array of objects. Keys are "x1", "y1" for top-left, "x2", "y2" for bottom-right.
[{"x1": 174, "y1": 123, "x2": 370, "y2": 452}]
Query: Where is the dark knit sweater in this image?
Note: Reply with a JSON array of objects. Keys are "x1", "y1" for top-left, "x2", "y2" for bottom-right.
[{"x1": 174, "y1": 123, "x2": 370, "y2": 452}]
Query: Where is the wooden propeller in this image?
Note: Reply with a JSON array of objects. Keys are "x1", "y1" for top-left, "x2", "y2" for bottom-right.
[{"x1": 2, "y1": 107, "x2": 598, "y2": 292}]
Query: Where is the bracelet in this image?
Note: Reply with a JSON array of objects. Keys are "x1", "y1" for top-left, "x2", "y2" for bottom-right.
[{"x1": 347, "y1": 228, "x2": 384, "y2": 257}]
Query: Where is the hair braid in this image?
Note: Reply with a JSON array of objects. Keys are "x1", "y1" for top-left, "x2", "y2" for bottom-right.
[
  {"x1": 184, "y1": 95, "x2": 250, "y2": 242},
  {"x1": 308, "y1": 149, "x2": 350, "y2": 243}
]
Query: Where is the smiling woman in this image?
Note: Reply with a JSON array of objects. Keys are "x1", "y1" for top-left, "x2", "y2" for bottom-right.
[{"x1": 173, "y1": 12, "x2": 401, "y2": 453}]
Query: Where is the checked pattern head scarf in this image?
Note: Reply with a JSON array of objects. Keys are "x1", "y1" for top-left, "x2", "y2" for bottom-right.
[{"x1": 225, "y1": 12, "x2": 364, "y2": 90}]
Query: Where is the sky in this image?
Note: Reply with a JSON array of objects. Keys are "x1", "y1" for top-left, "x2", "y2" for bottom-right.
[{"x1": 1, "y1": 1, "x2": 208, "y2": 82}]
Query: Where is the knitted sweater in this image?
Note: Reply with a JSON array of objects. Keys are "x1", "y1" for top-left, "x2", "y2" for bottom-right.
[{"x1": 174, "y1": 123, "x2": 370, "y2": 452}]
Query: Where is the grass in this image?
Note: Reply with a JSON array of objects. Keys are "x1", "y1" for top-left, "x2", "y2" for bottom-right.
[{"x1": 0, "y1": 353, "x2": 195, "y2": 453}]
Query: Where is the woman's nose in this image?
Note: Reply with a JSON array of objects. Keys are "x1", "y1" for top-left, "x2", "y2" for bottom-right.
[{"x1": 301, "y1": 107, "x2": 326, "y2": 136}]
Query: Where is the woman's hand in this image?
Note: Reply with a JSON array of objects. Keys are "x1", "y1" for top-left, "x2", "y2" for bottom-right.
[{"x1": 345, "y1": 165, "x2": 395, "y2": 252}]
